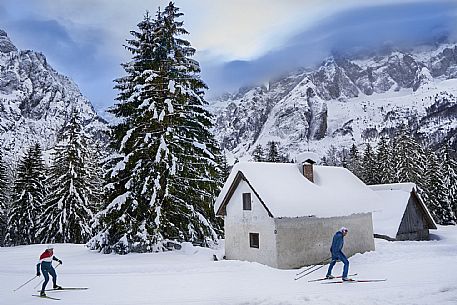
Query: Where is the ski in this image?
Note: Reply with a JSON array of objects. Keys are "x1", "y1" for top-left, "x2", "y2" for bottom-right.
[
  {"x1": 32, "y1": 295, "x2": 60, "y2": 300},
  {"x1": 44, "y1": 287, "x2": 89, "y2": 291},
  {"x1": 308, "y1": 273, "x2": 358, "y2": 282},
  {"x1": 322, "y1": 278, "x2": 386, "y2": 284}
]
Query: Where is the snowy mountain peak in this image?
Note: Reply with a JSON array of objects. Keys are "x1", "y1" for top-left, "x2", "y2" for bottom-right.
[{"x1": 0, "y1": 29, "x2": 107, "y2": 162}]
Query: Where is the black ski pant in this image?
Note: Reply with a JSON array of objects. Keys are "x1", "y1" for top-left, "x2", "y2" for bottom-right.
[{"x1": 41, "y1": 262, "x2": 57, "y2": 293}]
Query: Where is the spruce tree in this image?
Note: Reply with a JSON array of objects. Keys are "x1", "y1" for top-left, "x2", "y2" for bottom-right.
[
  {"x1": 91, "y1": 4, "x2": 222, "y2": 254},
  {"x1": 424, "y1": 150, "x2": 455, "y2": 224},
  {"x1": 252, "y1": 144, "x2": 264, "y2": 162},
  {"x1": 87, "y1": 142, "x2": 105, "y2": 212},
  {"x1": 340, "y1": 148, "x2": 349, "y2": 168},
  {"x1": 375, "y1": 137, "x2": 394, "y2": 184},
  {"x1": 320, "y1": 156, "x2": 329, "y2": 166},
  {"x1": 266, "y1": 141, "x2": 281, "y2": 162},
  {"x1": 361, "y1": 143, "x2": 377, "y2": 185},
  {"x1": 6, "y1": 144, "x2": 46, "y2": 245},
  {"x1": 347, "y1": 144, "x2": 362, "y2": 178},
  {"x1": 0, "y1": 151, "x2": 9, "y2": 245},
  {"x1": 38, "y1": 111, "x2": 95, "y2": 244},
  {"x1": 392, "y1": 129, "x2": 425, "y2": 188},
  {"x1": 220, "y1": 153, "x2": 231, "y2": 181},
  {"x1": 324, "y1": 145, "x2": 339, "y2": 166},
  {"x1": 440, "y1": 144, "x2": 457, "y2": 222}
]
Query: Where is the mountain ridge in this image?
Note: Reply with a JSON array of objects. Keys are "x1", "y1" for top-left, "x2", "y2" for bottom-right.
[
  {"x1": 0, "y1": 29, "x2": 108, "y2": 162},
  {"x1": 209, "y1": 42, "x2": 457, "y2": 161}
]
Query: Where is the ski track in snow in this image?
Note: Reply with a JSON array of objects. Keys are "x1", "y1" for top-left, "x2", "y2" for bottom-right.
[{"x1": 1, "y1": 226, "x2": 457, "y2": 305}]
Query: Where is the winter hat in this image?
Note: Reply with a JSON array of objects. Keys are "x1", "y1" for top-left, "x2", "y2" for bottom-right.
[
  {"x1": 46, "y1": 245, "x2": 54, "y2": 250},
  {"x1": 340, "y1": 227, "x2": 348, "y2": 233}
]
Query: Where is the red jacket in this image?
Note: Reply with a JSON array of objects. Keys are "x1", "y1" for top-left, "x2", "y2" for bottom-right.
[
  {"x1": 36, "y1": 250, "x2": 61, "y2": 274},
  {"x1": 39, "y1": 250, "x2": 54, "y2": 263}
]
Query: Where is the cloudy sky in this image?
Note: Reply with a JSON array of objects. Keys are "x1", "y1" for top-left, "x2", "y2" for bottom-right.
[{"x1": 1, "y1": 0, "x2": 456, "y2": 115}]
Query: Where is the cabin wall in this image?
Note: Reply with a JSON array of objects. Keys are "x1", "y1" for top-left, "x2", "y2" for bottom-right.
[
  {"x1": 274, "y1": 213, "x2": 375, "y2": 269},
  {"x1": 396, "y1": 195, "x2": 430, "y2": 241},
  {"x1": 224, "y1": 180, "x2": 278, "y2": 268}
]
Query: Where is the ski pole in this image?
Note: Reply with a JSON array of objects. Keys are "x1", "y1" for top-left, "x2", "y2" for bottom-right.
[
  {"x1": 33, "y1": 263, "x2": 61, "y2": 289},
  {"x1": 295, "y1": 257, "x2": 331, "y2": 276},
  {"x1": 295, "y1": 262, "x2": 330, "y2": 281},
  {"x1": 13, "y1": 275, "x2": 38, "y2": 292},
  {"x1": 295, "y1": 264, "x2": 326, "y2": 281}
]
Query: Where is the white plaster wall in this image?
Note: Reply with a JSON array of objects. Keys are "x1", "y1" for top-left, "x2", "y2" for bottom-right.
[
  {"x1": 274, "y1": 213, "x2": 375, "y2": 269},
  {"x1": 224, "y1": 180, "x2": 278, "y2": 268}
]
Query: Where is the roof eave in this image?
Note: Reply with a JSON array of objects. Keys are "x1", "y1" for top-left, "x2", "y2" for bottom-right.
[
  {"x1": 216, "y1": 170, "x2": 274, "y2": 218},
  {"x1": 411, "y1": 189, "x2": 437, "y2": 230}
]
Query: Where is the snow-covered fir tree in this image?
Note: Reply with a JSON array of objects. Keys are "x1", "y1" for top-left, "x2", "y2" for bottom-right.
[
  {"x1": 38, "y1": 111, "x2": 96, "y2": 244},
  {"x1": 392, "y1": 129, "x2": 425, "y2": 188},
  {"x1": 220, "y1": 153, "x2": 231, "y2": 181},
  {"x1": 361, "y1": 143, "x2": 377, "y2": 185},
  {"x1": 87, "y1": 142, "x2": 106, "y2": 212},
  {"x1": 346, "y1": 143, "x2": 362, "y2": 177},
  {"x1": 375, "y1": 137, "x2": 394, "y2": 184},
  {"x1": 439, "y1": 144, "x2": 457, "y2": 222},
  {"x1": 90, "y1": 4, "x2": 222, "y2": 254},
  {"x1": 0, "y1": 151, "x2": 9, "y2": 245},
  {"x1": 5, "y1": 144, "x2": 46, "y2": 245},
  {"x1": 252, "y1": 144, "x2": 264, "y2": 162},
  {"x1": 424, "y1": 150, "x2": 455, "y2": 224},
  {"x1": 254, "y1": 143, "x2": 290, "y2": 163},
  {"x1": 322, "y1": 145, "x2": 341, "y2": 166},
  {"x1": 340, "y1": 130, "x2": 457, "y2": 223},
  {"x1": 266, "y1": 141, "x2": 281, "y2": 162},
  {"x1": 339, "y1": 147, "x2": 349, "y2": 168}
]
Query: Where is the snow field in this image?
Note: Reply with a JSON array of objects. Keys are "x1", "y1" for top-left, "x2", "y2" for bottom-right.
[{"x1": 1, "y1": 226, "x2": 457, "y2": 305}]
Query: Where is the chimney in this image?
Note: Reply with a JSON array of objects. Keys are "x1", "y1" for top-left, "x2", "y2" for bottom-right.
[
  {"x1": 295, "y1": 152, "x2": 318, "y2": 183},
  {"x1": 303, "y1": 160, "x2": 315, "y2": 183}
]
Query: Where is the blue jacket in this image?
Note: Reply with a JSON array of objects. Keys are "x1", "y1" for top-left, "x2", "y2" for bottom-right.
[{"x1": 330, "y1": 231, "x2": 346, "y2": 258}]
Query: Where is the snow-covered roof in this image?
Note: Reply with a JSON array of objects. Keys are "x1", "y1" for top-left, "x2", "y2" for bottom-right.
[
  {"x1": 215, "y1": 162, "x2": 379, "y2": 218},
  {"x1": 369, "y1": 183, "x2": 436, "y2": 237},
  {"x1": 369, "y1": 183, "x2": 416, "y2": 193}
]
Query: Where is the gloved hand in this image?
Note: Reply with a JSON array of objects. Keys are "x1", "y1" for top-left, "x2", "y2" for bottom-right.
[
  {"x1": 36, "y1": 272, "x2": 41, "y2": 276},
  {"x1": 58, "y1": 260, "x2": 63, "y2": 265}
]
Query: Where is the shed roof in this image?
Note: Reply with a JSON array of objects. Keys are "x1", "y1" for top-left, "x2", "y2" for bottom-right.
[
  {"x1": 215, "y1": 162, "x2": 379, "y2": 218},
  {"x1": 369, "y1": 183, "x2": 437, "y2": 237}
]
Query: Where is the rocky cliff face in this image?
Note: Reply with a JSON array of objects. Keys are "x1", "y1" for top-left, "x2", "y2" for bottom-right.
[
  {"x1": 0, "y1": 29, "x2": 107, "y2": 162},
  {"x1": 0, "y1": 30, "x2": 17, "y2": 53},
  {"x1": 210, "y1": 43, "x2": 457, "y2": 160}
]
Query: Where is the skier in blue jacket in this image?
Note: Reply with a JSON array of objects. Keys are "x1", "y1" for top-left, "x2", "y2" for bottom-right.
[{"x1": 326, "y1": 227, "x2": 350, "y2": 281}]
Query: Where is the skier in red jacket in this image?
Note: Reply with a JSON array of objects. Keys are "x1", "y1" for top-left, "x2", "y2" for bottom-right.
[{"x1": 36, "y1": 245, "x2": 63, "y2": 297}]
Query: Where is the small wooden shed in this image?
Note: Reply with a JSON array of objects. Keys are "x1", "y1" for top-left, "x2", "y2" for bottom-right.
[{"x1": 369, "y1": 183, "x2": 437, "y2": 241}]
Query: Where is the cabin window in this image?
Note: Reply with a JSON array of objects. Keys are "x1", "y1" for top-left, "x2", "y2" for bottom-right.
[
  {"x1": 243, "y1": 193, "x2": 251, "y2": 210},
  {"x1": 249, "y1": 233, "x2": 259, "y2": 248}
]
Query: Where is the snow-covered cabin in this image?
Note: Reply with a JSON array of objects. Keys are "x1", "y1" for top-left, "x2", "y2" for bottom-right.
[
  {"x1": 215, "y1": 156, "x2": 376, "y2": 269},
  {"x1": 369, "y1": 183, "x2": 437, "y2": 241}
]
